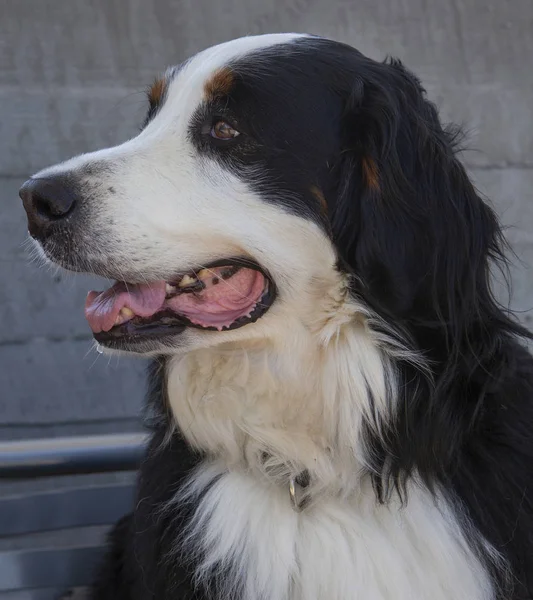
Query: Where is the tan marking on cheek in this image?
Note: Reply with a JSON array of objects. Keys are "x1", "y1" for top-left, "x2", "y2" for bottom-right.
[
  {"x1": 204, "y1": 67, "x2": 234, "y2": 101},
  {"x1": 148, "y1": 77, "x2": 167, "y2": 107},
  {"x1": 310, "y1": 185, "x2": 328, "y2": 215},
  {"x1": 362, "y1": 157, "x2": 380, "y2": 191}
]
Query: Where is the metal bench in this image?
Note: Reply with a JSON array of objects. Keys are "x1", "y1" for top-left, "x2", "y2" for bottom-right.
[{"x1": 0, "y1": 434, "x2": 147, "y2": 600}]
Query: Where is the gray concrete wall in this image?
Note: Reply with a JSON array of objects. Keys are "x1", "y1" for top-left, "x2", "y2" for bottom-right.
[{"x1": 1, "y1": 0, "x2": 532, "y2": 440}]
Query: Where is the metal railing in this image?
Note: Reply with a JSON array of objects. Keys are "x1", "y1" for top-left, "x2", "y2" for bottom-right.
[{"x1": 0, "y1": 433, "x2": 148, "y2": 479}]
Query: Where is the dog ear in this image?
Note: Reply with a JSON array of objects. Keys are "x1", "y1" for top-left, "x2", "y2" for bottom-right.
[
  {"x1": 331, "y1": 58, "x2": 508, "y2": 342},
  {"x1": 330, "y1": 59, "x2": 533, "y2": 498}
]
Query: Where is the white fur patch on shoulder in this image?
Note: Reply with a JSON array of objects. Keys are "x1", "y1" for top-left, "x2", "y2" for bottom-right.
[{"x1": 176, "y1": 463, "x2": 493, "y2": 600}]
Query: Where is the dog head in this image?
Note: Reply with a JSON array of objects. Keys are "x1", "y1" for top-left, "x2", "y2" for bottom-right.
[{"x1": 20, "y1": 33, "x2": 501, "y2": 357}]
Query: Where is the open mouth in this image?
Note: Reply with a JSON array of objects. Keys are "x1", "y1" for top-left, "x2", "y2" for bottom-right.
[{"x1": 84, "y1": 258, "x2": 276, "y2": 345}]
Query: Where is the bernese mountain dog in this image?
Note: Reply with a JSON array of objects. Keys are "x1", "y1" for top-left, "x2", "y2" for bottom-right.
[{"x1": 20, "y1": 34, "x2": 533, "y2": 600}]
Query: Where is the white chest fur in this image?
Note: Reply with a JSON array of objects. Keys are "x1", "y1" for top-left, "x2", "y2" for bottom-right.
[
  {"x1": 179, "y1": 463, "x2": 493, "y2": 600},
  {"x1": 165, "y1": 304, "x2": 494, "y2": 600}
]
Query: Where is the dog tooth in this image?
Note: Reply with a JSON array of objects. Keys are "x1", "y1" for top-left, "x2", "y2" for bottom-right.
[
  {"x1": 165, "y1": 283, "x2": 176, "y2": 295},
  {"x1": 121, "y1": 307, "x2": 135, "y2": 318},
  {"x1": 197, "y1": 269, "x2": 210, "y2": 280},
  {"x1": 179, "y1": 274, "x2": 196, "y2": 288}
]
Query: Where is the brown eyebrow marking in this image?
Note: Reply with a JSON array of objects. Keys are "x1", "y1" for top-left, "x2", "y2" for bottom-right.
[
  {"x1": 204, "y1": 67, "x2": 234, "y2": 101},
  {"x1": 310, "y1": 185, "x2": 328, "y2": 215},
  {"x1": 148, "y1": 77, "x2": 167, "y2": 108},
  {"x1": 362, "y1": 156, "x2": 380, "y2": 191}
]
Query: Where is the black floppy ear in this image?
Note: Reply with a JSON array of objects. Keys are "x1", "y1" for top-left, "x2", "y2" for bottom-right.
[{"x1": 331, "y1": 58, "x2": 505, "y2": 336}]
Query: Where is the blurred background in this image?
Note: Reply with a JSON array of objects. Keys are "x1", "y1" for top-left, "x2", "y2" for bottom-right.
[{"x1": 1, "y1": 0, "x2": 532, "y2": 445}]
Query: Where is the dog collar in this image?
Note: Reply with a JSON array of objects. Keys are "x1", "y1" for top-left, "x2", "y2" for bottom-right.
[
  {"x1": 259, "y1": 452, "x2": 311, "y2": 512},
  {"x1": 289, "y1": 470, "x2": 311, "y2": 512}
]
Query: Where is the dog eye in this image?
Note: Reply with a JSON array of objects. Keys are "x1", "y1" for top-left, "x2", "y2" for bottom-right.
[{"x1": 211, "y1": 121, "x2": 240, "y2": 140}]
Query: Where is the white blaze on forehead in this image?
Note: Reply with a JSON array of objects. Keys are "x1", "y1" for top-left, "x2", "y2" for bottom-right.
[
  {"x1": 191, "y1": 32, "x2": 308, "y2": 68},
  {"x1": 158, "y1": 33, "x2": 308, "y2": 129}
]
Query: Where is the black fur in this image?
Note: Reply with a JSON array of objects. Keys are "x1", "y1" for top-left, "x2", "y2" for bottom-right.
[
  {"x1": 90, "y1": 37, "x2": 533, "y2": 599},
  {"x1": 91, "y1": 358, "x2": 204, "y2": 599}
]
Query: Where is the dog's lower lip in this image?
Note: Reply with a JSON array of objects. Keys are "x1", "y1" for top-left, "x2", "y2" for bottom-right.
[{"x1": 93, "y1": 311, "x2": 188, "y2": 344}]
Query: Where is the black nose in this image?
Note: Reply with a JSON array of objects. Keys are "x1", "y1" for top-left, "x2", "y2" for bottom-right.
[{"x1": 19, "y1": 176, "x2": 78, "y2": 239}]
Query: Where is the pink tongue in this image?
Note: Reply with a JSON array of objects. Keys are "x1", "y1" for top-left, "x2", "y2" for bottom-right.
[
  {"x1": 85, "y1": 281, "x2": 166, "y2": 333},
  {"x1": 166, "y1": 267, "x2": 265, "y2": 330}
]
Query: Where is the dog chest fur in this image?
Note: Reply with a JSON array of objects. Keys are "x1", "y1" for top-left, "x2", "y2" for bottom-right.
[
  {"x1": 174, "y1": 462, "x2": 492, "y2": 600},
  {"x1": 165, "y1": 326, "x2": 493, "y2": 600}
]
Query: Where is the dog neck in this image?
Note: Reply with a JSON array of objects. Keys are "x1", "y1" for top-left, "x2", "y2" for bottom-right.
[{"x1": 165, "y1": 279, "x2": 401, "y2": 498}]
